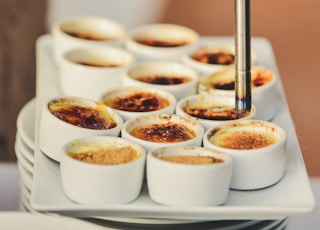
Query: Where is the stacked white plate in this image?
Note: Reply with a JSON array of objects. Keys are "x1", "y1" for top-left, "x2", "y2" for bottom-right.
[
  {"x1": 13, "y1": 97, "x2": 289, "y2": 229},
  {"x1": 15, "y1": 98, "x2": 37, "y2": 213},
  {"x1": 0, "y1": 212, "x2": 112, "y2": 230}
]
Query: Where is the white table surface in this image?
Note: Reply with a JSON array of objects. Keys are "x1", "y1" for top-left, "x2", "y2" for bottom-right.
[
  {"x1": 0, "y1": 162, "x2": 319, "y2": 229},
  {"x1": 0, "y1": 163, "x2": 20, "y2": 211}
]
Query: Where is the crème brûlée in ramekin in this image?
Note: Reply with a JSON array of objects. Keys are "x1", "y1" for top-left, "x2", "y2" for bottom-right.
[{"x1": 38, "y1": 97, "x2": 123, "y2": 162}]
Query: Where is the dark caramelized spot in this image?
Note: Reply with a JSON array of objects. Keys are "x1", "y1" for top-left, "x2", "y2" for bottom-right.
[
  {"x1": 192, "y1": 52, "x2": 235, "y2": 65},
  {"x1": 183, "y1": 106, "x2": 249, "y2": 120},
  {"x1": 63, "y1": 31, "x2": 110, "y2": 41},
  {"x1": 130, "y1": 122, "x2": 196, "y2": 143},
  {"x1": 136, "y1": 75, "x2": 191, "y2": 85},
  {"x1": 212, "y1": 81, "x2": 235, "y2": 90},
  {"x1": 50, "y1": 105, "x2": 116, "y2": 130},
  {"x1": 135, "y1": 38, "x2": 189, "y2": 47},
  {"x1": 105, "y1": 92, "x2": 169, "y2": 112},
  {"x1": 252, "y1": 71, "x2": 273, "y2": 87},
  {"x1": 77, "y1": 61, "x2": 119, "y2": 67}
]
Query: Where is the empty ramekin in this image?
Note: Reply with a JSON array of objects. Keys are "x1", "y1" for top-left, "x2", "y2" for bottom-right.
[
  {"x1": 176, "y1": 93, "x2": 256, "y2": 130},
  {"x1": 147, "y1": 145, "x2": 233, "y2": 206},
  {"x1": 121, "y1": 114, "x2": 204, "y2": 152},
  {"x1": 198, "y1": 65, "x2": 277, "y2": 121},
  {"x1": 100, "y1": 86, "x2": 176, "y2": 121},
  {"x1": 60, "y1": 45, "x2": 135, "y2": 100},
  {"x1": 124, "y1": 23, "x2": 199, "y2": 62},
  {"x1": 60, "y1": 136, "x2": 146, "y2": 204},
  {"x1": 38, "y1": 96, "x2": 123, "y2": 162},
  {"x1": 52, "y1": 16, "x2": 126, "y2": 65},
  {"x1": 203, "y1": 119, "x2": 287, "y2": 190},
  {"x1": 122, "y1": 61, "x2": 199, "y2": 100}
]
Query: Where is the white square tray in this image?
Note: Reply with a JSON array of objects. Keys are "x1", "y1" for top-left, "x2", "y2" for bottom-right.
[{"x1": 30, "y1": 34, "x2": 315, "y2": 220}]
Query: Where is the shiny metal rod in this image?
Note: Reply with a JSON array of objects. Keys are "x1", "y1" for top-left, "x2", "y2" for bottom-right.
[{"x1": 235, "y1": 0, "x2": 252, "y2": 114}]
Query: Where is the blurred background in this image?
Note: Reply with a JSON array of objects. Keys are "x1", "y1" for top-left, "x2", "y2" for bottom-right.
[{"x1": 0, "y1": 0, "x2": 319, "y2": 176}]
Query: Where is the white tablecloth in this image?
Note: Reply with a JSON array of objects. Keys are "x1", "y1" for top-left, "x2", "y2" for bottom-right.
[{"x1": 0, "y1": 163, "x2": 319, "y2": 229}]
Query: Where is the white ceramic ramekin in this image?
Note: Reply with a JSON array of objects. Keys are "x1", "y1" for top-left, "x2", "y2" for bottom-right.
[
  {"x1": 182, "y1": 44, "x2": 257, "y2": 76},
  {"x1": 198, "y1": 66, "x2": 277, "y2": 121},
  {"x1": 175, "y1": 93, "x2": 256, "y2": 130},
  {"x1": 60, "y1": 136, "x2": 146, "y2": 204},
  {"x1": 121, "y1": 114, "x2": 204, "y2": 152},
  {"x1": 100, "y1": 86, "x2": 176, "y2": 121},
  {"x1": 147, "y1": 145, "x2": 233, "y2": 206},
  {"x1": 123, "y1": 61, "x2": 199, "y2": 100},
  {"x1": 203, "y1": 119, "x2": 287, "y2": 190},
  {"x1": 124, "y1": 23, "x2": 199, "y2": 62},
  {"x1": 60, "y1": 45, "x2": 135, "y2": 100},
  {"x1": 38, "y1": 96, "x2": 123, "y2": 162},
  {"x1": 52, "y1": 16, "x2": 126, "y2": 65}
]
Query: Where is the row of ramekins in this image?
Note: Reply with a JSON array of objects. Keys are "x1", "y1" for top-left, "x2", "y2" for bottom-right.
[{"x1": 38, "y1": 95, "x2": 286, "y2": 207}]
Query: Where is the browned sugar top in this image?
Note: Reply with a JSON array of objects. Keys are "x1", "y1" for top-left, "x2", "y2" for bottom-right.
[
  {"x1": 63, "y1": 31, "x2": 112, "y2": 41},
  {"x1": 50, "y1": 104, "x2": 116, "y2": 130},
  {"x1": 76, "y1": 61, "x2": 120, "y2": 67},
  {"x1": 212, "y1": 130, "x2": 278, "y2": 150},
  {"x1": 135, "y1": 38, "x2": 189, "y2": 47},
  {"x1": 136, "y1": 74, "x2": 191, "y2": 85},
  {"x1": 160, "y1": 155, "x2": 224, "y2": 164},
  {"x1": 183, "y1": 106, "x2": 249, "y2": 120},
  {"x1": 105, "y1": 92, "x2": 169, "y2": 112},
  {"x1": 130, "y1": 122, "x2": 196, "y2": 143},
  {"x1": 192, "y1": 52, "x2": 235, "y2": 65},
  {"x1": 211, "y1": 69, "x2": 273, "y2": 90},
  {"x1": 68, "y1": 146, "x2": 138, "y2": 165},
  {"x1": 252, "y1": 71, "x2": 273, "y2": 87}
]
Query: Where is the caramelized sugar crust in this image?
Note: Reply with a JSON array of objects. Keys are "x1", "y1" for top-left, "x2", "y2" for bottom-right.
[
  {"x1": 131, "y1": 122, "x2": 195, "y2": 143},
  {"x1": 49, "y1": 103, "x2": 116, "y2": 130}
]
